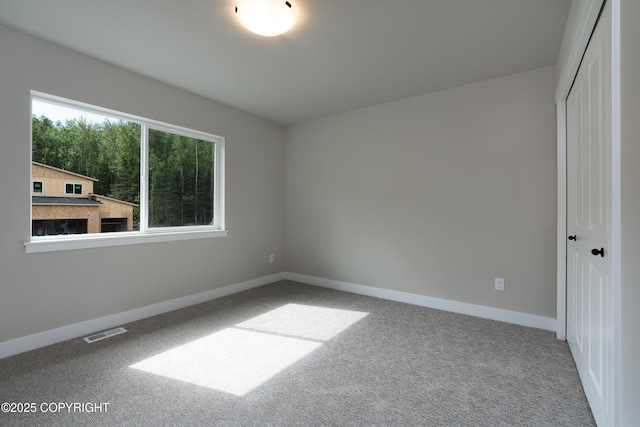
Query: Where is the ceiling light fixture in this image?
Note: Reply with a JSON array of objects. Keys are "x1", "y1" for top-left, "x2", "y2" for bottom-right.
[{"x1": 235, "y1": 0, "x2": 296, "y2": 37}]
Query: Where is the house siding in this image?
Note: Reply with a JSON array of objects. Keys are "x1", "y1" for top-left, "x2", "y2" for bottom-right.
[
  {"x1": 32, "y1": 204, "x2": 101, "y2": 233},
  {"x1": 32, "y1": 162, "x2": 95, "y2": 197},
  {"x1": 95, "y1": 196, "x2": 135, "y2": 232}
]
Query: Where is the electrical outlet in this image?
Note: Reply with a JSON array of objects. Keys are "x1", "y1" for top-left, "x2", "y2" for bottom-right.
[
  {"x1": 269, "y1": 254, "x2": 275, "y2": 263},
  {"x1": 495, "y1": 278, "x2": 505, "y2": 291}
]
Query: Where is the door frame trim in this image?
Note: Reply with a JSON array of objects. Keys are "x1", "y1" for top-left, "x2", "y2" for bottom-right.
[{"x1": 555, "y1": 0, "x2": 621, "y2": 424}]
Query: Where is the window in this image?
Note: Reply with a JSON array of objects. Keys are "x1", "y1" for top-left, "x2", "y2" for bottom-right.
[
  {"x1": 27, "y1": 92, "x2": 226, "y2": 253},
  {"x1": 148, "y1": 128, "x2": 216, "y2": 228},
  {"x1": 65, "y1": 183, "x2": 82, "y2": 195}
]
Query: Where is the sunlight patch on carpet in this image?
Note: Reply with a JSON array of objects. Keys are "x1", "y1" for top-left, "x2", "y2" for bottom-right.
[
  {"x1": 129, "y1": 304, "x2": 369, "y2": 396},
  {"x1": 235, "y1": 303, "x2": 369, "y2": 341},
  {"x1": 130, "y1": 328, "x2": 320, "y2": 396}
]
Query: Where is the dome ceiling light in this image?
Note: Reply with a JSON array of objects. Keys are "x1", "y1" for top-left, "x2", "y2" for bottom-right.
[{"x1": 235, "y1": 0, "x2": 296, "y2": 37}]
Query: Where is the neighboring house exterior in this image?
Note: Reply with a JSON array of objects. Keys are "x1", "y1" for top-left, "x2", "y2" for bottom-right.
[{"x1": 32, "y1": 162, "x2": 136, "y2": 235}]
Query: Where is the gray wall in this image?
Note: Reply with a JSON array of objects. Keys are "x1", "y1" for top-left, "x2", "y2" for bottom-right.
[
  {"x1": 0, "y1": 24, "x2": 285, "y2": 343},
  {"x1": 620, "y1": 0, "x2": 640, "y2": 423},
  {"x1": 285, "y1": 66, "x2": 558, "y2": 318}
]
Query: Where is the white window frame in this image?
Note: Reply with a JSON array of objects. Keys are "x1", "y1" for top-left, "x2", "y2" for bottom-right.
[{"x1": 25, "y1": 91, "x2": 226, "y2": 254}]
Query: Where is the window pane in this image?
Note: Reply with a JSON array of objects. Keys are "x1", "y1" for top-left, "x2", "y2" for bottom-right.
[
  {"x1": 32, "y1": 99, "x2": 141, "y2": 235},
  {"x1": 33, "y1": 182, "x2": 42, "y2": 193},
  {"x1": 148, "y1": 129, "x2": 215, "y2": 227}
]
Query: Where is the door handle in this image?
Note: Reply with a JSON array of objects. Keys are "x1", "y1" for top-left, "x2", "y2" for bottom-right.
[
  {"x1": 568, "y1": 235, "x2": 577, "y2": 241},
  {"x1": 591, "y1": 248, "x2": 605, "y2": 257}
]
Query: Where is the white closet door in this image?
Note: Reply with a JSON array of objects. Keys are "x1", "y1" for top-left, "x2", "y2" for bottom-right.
[{"x1": 566, "y1": 2, "x2": 613, "y2": 426}]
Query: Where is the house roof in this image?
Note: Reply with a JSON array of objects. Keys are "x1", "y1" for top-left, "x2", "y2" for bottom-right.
[
  {"x1": 32, "y1": 196, "x2": 103, "y2": 206},
  {"x1": 32, "y1": 161, "x2": 99, "y2": 182},
  {"x1": 91, "y1": 194, "x2": 137, "y2": 207}
]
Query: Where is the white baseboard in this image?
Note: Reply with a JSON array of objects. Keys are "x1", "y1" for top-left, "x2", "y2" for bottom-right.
[
  {"x1": 0, "y1": 271, "x2": 557, "y2": 360},
  {"x1": 0, "y1": 272, "x2": 285, "y2": 360},
  {"x1": 284, "y1": 272, "x2": 557, "y2": 332}
]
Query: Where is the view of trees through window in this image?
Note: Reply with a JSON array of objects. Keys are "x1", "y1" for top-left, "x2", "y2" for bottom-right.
[
  {"x1": 32, "y1": 98, "x2": 216, "y2": 233},
  {"x1": 32, "y1": 115, "x2": 141, "y2": 199},
  {"x1": 149, "y1": 129, "x2": 215, "y2": 227}
]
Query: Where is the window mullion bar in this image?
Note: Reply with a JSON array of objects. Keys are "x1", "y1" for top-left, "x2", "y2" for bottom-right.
[{"x1": 140, "y1": 123, "x2": 149, "y2": 232}]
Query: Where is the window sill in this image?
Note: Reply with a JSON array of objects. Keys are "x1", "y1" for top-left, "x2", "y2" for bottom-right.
[{"x1": 24, "y1": 229, "x2": 228, "y2": 254}]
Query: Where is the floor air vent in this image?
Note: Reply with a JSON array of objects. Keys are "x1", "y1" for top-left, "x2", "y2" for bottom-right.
[{"x1": 84, "y1": 327, "x2": 127, "y2": 343}]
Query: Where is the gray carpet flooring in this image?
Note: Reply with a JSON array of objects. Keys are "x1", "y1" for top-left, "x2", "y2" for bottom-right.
[{"x1": 0, "y1": 280, "x2": 594, "y2": 426}]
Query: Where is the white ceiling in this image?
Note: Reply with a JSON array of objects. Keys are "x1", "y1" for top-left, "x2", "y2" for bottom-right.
[{"x1": 0, "y1": 0, "x2": 571, "y2": 125}]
